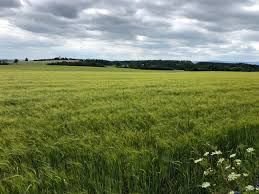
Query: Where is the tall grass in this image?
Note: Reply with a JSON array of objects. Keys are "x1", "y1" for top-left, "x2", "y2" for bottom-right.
[{"x1": 0, "y1": 64, "x2": 258, "y2": 193}]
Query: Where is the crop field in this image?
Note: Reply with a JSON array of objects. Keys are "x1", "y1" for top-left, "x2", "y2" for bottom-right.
[{"x1": 0, "y1": 64, "x2": 258, "y2": 193}]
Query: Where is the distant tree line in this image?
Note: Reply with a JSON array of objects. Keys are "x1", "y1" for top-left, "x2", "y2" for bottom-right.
[
  {"x1": 113, "y1": 60, "x2": 193, "y2": 70},
  {"x1": 186, "y1": 62, "x2": 259, "y2": 72},
  {"x1": 34, "y1": 57, "x2": 78, "y2": 61},
  {"x1": 48, "y1": 59, "x2": 112, "y2": 67},
  {"x1": 0, "y1": 59, "x2": 22, "y2": 65},
  {"x1": 47, "y1": 59, "x2": 259, "y2": 72},
  {"x1": 0, "y1": 60, "x2": 9, "y2": 65}
]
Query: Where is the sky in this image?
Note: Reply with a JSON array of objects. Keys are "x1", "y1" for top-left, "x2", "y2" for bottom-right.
[{"x1": 1, "y1": 0, "x2": 259, "y2": 61}]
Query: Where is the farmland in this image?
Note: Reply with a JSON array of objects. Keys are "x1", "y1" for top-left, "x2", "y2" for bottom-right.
[{"x1": 0, "y1": 63, "x2": 258, "y2": 193}]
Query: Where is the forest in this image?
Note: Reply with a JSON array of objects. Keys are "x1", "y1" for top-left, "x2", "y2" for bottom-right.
[{"x1": 48, "y1": 59, "x2": 259, "y2": 72}]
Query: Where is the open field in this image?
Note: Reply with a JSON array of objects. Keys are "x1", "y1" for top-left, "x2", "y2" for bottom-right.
[{"x1": 0, "y1": 64, "x2": 258, "y2": 193}]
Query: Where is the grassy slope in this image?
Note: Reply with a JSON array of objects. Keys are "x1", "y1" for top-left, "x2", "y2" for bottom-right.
[{"x1": 0, "y1": 64, "x2": 258, "y2": 193}]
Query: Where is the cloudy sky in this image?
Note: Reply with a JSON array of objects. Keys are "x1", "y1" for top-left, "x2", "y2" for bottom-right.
[{"x1": 1, "y1": 0, "x2": 259, "y2": 61}]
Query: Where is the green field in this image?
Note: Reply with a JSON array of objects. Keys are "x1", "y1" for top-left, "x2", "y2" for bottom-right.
[{"x1": 0, "y1": 64, "x2": 258, "y2": 193}]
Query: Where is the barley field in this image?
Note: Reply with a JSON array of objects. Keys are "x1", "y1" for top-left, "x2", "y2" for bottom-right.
[{"x1": 0, "y1": 64, "x2": 258, "y2": 193}]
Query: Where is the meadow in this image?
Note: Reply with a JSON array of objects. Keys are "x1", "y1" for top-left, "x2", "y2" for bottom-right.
[{"x1": 0, "y1": 63, "x2": 258, "y2": 193}]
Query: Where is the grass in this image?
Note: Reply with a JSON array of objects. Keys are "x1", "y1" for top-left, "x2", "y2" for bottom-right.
[{"x1": 0, "y1": 63, "x2": 258, "y2": 193}]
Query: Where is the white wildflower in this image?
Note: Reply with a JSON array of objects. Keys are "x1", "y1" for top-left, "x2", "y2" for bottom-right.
[
  {"x1": 211, "y1": 150, "x2": 222, "y2": 156},
  {"x1": 204, "y1": 152, "x2": 210, "y2": 157},
  {"x1": 227, "y1": 172, "x2": 241, "y2": 181},
  {"x1": 203, "y1": 168, "x2": 213, "y2": 176},
  {"x1": 230, "y1": 153, "x2": 236, "y2": 158},
  {"x1": 235, "y1": 159, "x2": 241, "y2": 165},
  {"x1": 217, "y1": 158, "x2": 225, "y2": 165},
  {"x1": 228, "y1": 191, "x2": 235, "y2": 194},
  {"x1": 194, "y1": 158, "x2": 203, "y2": 164},
  {"x1": 225, "y1": 165, "x2": 231, "y2": 170},
  {"x1": 232, "y1": 167, "x2": 235, "y2": 170},
  {"x1": 245, "y1": 185, "x2": 255, "y2": 191},
  {"x1": 243, "y1": 173, "x2": 249, "y2": 177},
  {"x1": 246, "y1": 147, "x2": 255, "y2": 153},
  {"x1": 201, "y1": 182, "x2": 211, "y2": 188}
]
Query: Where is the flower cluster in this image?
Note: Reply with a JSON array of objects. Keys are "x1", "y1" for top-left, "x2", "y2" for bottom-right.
[
  {"x1": 193, "y1": 146, "x2": 257, "y2": 193},
  {"x1": 227, "y1": 172, "x2": 241, "y2": 181}
]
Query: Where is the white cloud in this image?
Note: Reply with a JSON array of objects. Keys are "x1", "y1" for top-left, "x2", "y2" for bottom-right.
[{"x1": 136, "y1": 35, "x2": 148, "y2": 41}]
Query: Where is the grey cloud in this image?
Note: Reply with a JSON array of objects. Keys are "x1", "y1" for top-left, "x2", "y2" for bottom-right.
[
  {"x1": 29, "y1": 0, "x2": 95, "y2": 19},
  {"x1": 0, "y1": 0, "x2": 21, "y2": 8},
  {"x1": 180, "y1": 0, "x2": 259, "y2": 32}
]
